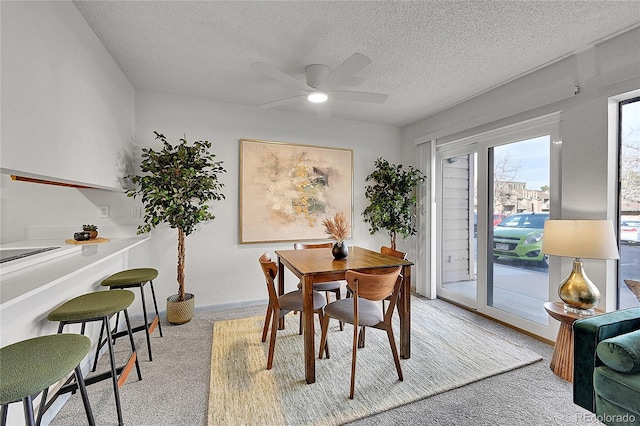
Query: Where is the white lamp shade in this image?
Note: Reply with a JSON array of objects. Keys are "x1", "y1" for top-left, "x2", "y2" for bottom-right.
[{"x1": 541, "y1": 219, "x2": 619, "y2": 260}]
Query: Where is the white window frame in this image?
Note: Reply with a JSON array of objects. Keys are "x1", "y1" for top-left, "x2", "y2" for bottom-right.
[{"x1": 433, "y1": 112, "x2": 562, "y2": 340}]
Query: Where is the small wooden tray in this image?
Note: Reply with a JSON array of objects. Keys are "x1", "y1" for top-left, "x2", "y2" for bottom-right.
[{"x1": 65, "y1": 237, "x2": 110, "y2": 245}]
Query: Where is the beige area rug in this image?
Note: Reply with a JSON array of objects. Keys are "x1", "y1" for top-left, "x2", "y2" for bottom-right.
[{"x1": 208, "y1": 298, "x2": 542, "y2": 425}]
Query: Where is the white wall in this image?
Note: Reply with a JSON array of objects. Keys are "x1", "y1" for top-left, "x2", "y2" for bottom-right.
[
  {"x1": 1, "y1": 92, "x2": 402, "y2": 312},
  {"x1": 133, "y1": 90, "x2": 401, "y2": 309},
  {"x1": 0, "y1": 174, "x2": 142, "y2": 244},
  {"x1": 0, "y1": 1, "x2": 135, "y2": 190},
  {"x1": 0, "y1": 0, "x2": 138, "y2": 247},
  {"x1": 0, "y1": 1, "x2": 403, "y2": 312},
  {"x1": 401, "y1": 27, "x2": 640, "y2": 312}
]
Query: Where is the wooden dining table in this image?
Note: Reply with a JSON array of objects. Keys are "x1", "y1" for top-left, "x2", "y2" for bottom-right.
[{"x1": 275, "y1": 245, "x2": 414, "y2": 384}]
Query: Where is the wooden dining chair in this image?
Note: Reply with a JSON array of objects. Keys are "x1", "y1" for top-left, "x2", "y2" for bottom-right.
[
  {"x1": 259, "y1": 253, "x2": 328, "y2": 370},
  {"x1": 318, "y1": 266, "x2": 403, "y2": 399},
  {"x1": 347, "y1": 246, "x2": 406, "y2": 300},
  {"x1": 347, "y1": 246, "x2": 406, "y2": 347},
  {"x1": 294, "y1": 242, "x2": 344, "y2": 331},
  {"x1": 380, "y1": 246, "x2": 407, "y2": 260},
  {"x1": 379, "y1": 246, "x2": 407, "y2": 308}
]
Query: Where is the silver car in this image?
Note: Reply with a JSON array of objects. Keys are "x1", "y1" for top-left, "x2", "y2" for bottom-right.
[{"x1": 620, "y1": 220, "x2": 640, "y2": 244}]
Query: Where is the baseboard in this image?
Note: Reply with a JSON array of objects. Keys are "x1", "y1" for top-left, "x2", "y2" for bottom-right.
[
  {"x1": 194, "y1": 298, "x2": 268, "y2": 313},
  {"x1": 436, "y1": 296, "x2": 555, "y2": 346},
  {"x1": 127, "y1": 298, "x2": 269, "y2": 321}
]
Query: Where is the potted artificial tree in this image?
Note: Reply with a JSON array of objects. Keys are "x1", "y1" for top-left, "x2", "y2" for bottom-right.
[
  {"x1": 362, "y1": 157, "x2": 426, "y2": 250},
  {"x1": 127, "y1": 131, "x2": 226, "y2": 324}
]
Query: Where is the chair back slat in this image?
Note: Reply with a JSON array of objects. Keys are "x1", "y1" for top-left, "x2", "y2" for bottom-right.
[
  {"x1": 380, "y1": 246, "x2": 407, "y2": 260},
  {"x1": 346, "y1": 267, "x2": 402, "y2": 301},
  {"x1": 259, "y1": 253, "x2": 280, "y2": 309},
  {"x1": 294, "y1": 242, "x2": 332, "y2": 250}
]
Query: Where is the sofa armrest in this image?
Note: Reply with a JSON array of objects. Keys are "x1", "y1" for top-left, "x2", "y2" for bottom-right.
[{"x1": 573, "y1": 307, "x2": 640, "y2": 412}]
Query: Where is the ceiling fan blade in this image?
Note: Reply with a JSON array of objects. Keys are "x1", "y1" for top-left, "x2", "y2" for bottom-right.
[
  {"x1": 251, "y1": 62, "x2": 314, "y2": 92},
  {"x1": 319, "y1": 53, "x2": 372, "y2": 90},
  {"x1": 331, "y1": 90, "x2": 388, "y2": 104},
  {"x1": 257, "y1": 94, "x2": 306, "y2": 109}
]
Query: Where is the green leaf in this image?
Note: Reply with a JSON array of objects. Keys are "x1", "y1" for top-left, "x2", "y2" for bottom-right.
[
  {"x1": 126, "y1": 131, "x2": 227, "y2": 296},
  {"x1": 362, "y1": 157, "x2": 426, "y2": 246}
]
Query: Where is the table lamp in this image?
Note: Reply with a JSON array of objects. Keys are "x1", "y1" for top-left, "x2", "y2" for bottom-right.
[{"x1": 541, "y1": 219, "x2": 619, "y2": 315}]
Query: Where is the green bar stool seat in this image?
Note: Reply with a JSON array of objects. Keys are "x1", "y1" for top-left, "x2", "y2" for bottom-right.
[
  {"x1": 48, "y1": 290, "x2": 141, "y2": 426},
  {"x1": 101, "y1": 268, "x2": 163, "y2": 361},
  {"x1": 0, "y1": 334, "x2": 94, "y2": 426}
]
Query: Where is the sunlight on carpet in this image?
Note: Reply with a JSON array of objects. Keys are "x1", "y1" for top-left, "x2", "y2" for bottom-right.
[{"x1": 208, "y1": 298, "x2": 542, "y2": 425}]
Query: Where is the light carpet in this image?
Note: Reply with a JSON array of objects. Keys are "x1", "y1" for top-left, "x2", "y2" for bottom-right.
[{"x1": 208, "y1": 298, "x2": 542, "y2": 426}]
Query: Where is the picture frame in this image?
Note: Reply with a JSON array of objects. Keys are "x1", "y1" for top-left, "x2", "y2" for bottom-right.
[{"x1": 239, "y1": 138, "x2": 353, "y2": 244}]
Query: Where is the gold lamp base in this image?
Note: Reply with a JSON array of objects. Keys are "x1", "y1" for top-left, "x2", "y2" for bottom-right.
[{"x1": 558, "y1": 259, "x2": 600, "y2": 316}]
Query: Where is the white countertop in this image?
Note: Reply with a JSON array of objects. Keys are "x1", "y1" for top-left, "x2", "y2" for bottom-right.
[{"x1": 0, "y1": 237, "x2": 149, "y2": 307}]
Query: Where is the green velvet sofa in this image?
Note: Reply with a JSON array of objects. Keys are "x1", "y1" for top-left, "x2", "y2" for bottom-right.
[{"x1": 573, "y1": 307, "x2": 640, "y2": 426}]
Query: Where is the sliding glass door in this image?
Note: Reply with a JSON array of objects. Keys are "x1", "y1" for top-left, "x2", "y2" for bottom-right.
[
  {"x1": 488, "y1": 136, "x2": 551, "y2": 325},
  {"x1": 436, "y1": 114, "x2": 560, "y2": 337}
]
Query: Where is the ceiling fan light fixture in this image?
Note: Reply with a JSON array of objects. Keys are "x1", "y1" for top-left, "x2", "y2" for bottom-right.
[{"x1": 308, "y1": 91, "x2": 328, "y2": 103}]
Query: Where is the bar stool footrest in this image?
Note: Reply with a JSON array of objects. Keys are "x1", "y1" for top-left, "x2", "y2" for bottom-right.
[{"x1": 113, "y1": 316, "x2": 159, "y2": 339}]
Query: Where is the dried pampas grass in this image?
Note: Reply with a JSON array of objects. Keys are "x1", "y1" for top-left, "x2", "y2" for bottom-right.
[{"x1": 322, "y1": 212, "x2": 350, "y2": 242}]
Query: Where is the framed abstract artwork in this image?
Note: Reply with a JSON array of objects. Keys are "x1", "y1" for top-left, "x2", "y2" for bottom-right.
[{"x1": 240, "y1": 139, "x2": 353, "y2": 243}]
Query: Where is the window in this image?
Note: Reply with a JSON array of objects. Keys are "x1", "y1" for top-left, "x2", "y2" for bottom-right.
[{"x1": 618, "y1": 97, "x2": 640, "y2": 309}]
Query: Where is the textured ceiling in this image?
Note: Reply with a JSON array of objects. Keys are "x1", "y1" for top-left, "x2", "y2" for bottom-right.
[{"x1": 73, "y1": 1, "x2": 640, "y2": 127}]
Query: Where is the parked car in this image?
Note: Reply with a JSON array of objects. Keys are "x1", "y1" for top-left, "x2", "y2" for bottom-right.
[
  {"x1": 473, "y1": 212, "x2": 504, "y2": 236},
  {"x1": 493, "y1": 212, "x2": 549, "y2": 266},
  {"x1": 620, "y1": 220, "x2": 640, "y2": 244}
]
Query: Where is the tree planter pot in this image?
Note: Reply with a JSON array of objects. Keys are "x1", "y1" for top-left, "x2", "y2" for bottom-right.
[{"x1": 166, "y1": 293, "x2": 195, "y2": 325}]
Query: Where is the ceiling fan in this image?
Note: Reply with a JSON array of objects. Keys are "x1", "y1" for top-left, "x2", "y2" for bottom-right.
[{"x1": 251, "y1": 53, "x2": 388, "y2": 113}]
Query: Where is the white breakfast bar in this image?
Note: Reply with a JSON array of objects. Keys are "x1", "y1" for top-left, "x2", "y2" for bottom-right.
[{"x1": 0, "y1": 236, "x2": 148, "y2": 424}]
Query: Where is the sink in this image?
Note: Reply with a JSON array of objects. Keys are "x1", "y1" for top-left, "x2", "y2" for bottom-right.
[{"x1": 0, "y1": 245, "x2": 81, "y2": 275}]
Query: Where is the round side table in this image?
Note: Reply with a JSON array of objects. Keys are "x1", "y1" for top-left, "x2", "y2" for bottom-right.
[{"x1": 544, "y1": 301, "x2": 604, "y2": 382}]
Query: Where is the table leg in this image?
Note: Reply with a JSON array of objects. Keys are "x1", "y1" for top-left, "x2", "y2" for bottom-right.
[
  {"x1": 277, "y1": 258, "x2": 285, "y2": 330},
  {"x1": 302, "y1": 275, "x2": 315, "y2": 384},
  {"x1": 550, "y1": 322, "x2": 574, "y2": 382},
  {"x1": 400, "y1": 264, "x2": 411, "y2": 359}
]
